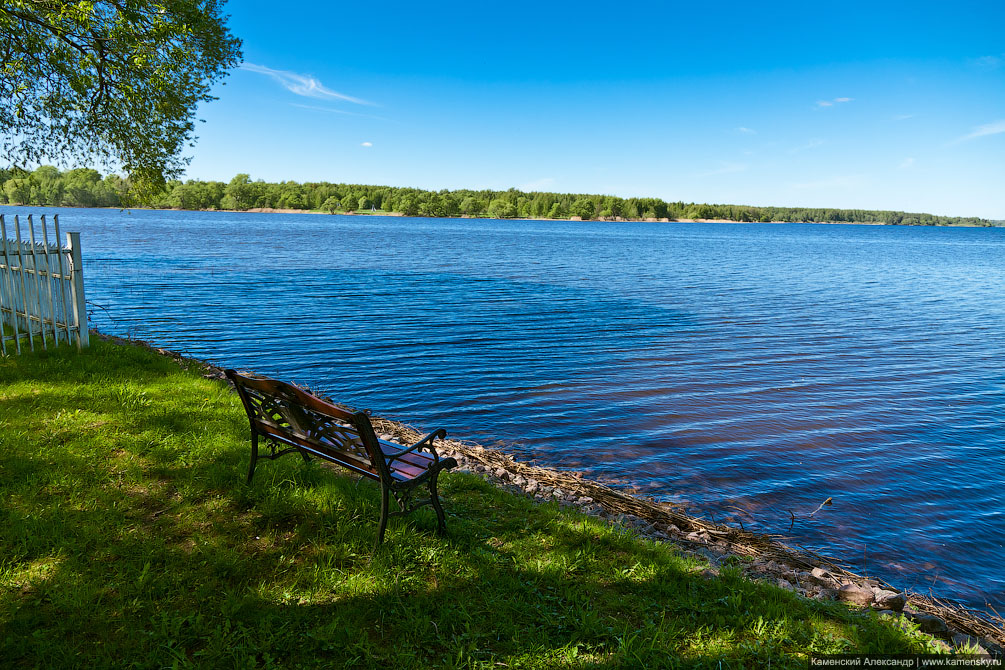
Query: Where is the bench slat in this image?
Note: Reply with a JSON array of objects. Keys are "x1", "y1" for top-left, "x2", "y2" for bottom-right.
[{"x1": 380, "y1": 441, "x2": 439, "y2": 480}]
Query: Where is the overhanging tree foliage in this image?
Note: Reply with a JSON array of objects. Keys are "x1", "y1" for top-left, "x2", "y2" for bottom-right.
[{"x1": 0, "y1": 1, "x2": 241, "y2": 201}]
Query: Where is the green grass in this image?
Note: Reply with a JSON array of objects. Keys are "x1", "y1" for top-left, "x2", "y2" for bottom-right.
[{"x1": 0, "y1": 339, "x2": 939, "y2": 668}]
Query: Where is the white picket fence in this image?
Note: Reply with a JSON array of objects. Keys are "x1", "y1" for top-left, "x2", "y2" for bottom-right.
[{"x1": 0, "y1": 214, "x2": 88, "y2": 355}]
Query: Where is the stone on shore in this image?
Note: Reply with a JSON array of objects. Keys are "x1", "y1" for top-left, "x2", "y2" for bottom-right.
[
  {"x1": 837, "y1": 584, "x2": 875, "y2": 606},
  {"x1": 908, "y1": 613, "x2": 949, "y2": 635},
  {"x1": 810, "y1": 567, "x2": 832, "y2": 582},
  {"x1": 872, "y1": 590, "x2": 907, "y2": 612}
]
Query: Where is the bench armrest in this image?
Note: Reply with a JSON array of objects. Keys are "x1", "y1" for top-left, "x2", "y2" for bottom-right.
[{"x1": 384, "y1": 428, "x2": 448, "y2": 465}]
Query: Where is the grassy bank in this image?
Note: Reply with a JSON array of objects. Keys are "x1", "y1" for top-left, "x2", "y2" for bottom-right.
[{"x1": 0, "y1": 340, "x2": 939, "y2": 668}]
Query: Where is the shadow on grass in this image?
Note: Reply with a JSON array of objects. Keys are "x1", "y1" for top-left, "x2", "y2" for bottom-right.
[{"x1": 0, "y1": 341, "x2": 928, "y2": 668}]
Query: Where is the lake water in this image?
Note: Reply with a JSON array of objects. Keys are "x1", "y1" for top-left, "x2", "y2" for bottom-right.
[{"x1": 6, "y1": 207, "x2": 1004, "y2": 609}]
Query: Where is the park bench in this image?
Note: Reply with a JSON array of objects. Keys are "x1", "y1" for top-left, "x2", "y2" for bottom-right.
[{"x1": 226, "y1": 369, "x2": 457, "y2": 546}]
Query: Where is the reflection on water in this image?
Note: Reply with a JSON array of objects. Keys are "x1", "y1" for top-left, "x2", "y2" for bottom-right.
[{"x1": 11, "y1": 206, "x2": 1003, "y2": 608}]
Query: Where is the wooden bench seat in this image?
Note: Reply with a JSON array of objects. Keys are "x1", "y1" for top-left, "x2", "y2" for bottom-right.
[{"x1": 226, "y1": 369, "x2": 457, "y2": 545}]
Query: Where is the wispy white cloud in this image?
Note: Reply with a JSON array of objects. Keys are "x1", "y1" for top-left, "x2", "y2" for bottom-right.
[
  {"x1": 290, "y1": 103, "x2": 361, "y2": 116},
  {"x1": 697, "y1": 162, "x2": 747, "y2": 177},
  {"x1": 360, "y1": 142, "x2": 373, "y2": 147},
  {"x1": 892, "y1": 114, "x2": 915, "y2": 121},
  {"x1": 289, "y1": 103, "x2": 391, "y2": 122},
  {"x1": 899, "y1": 157, "x2": 915, "y2": 169},
  {"x1": 817, "y1": 97, "x2": 853, "y2": 107},
  {"x1": 970, "y1": 55, "x2": 1002, "y2": 70},
  {"x1": 789, "y1": 138, "x2": 825, "y2": 154},
  {"x1": 517, "y1": 177, "x2": 556, "y2": 192},
  {"x1": 736, "y1": 126, "x2": 756, "y2": 134},
  {"x1": 241, "y1": 63, "x2": 372, "y2": 105},
  {"x1": 951, "y1": 119, "x2": 1005, "y2": 144}
]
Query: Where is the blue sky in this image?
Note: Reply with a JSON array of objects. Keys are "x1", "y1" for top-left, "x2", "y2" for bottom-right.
[{"x1": 185, "y1": 1, "x2": 1005, "y2": 218}]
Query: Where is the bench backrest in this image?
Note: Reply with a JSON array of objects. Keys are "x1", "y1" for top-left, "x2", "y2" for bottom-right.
[{"x1": 226, "y1": 369, "x2": 390, "y2": 481}]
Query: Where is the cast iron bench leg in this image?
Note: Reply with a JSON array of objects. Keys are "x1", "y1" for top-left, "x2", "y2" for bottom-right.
[
  {"x1": 375, "y1": 484, "x2": 390, "y2": 548},
  {"x1": 429, "y1": 469, "x2": 448, "y2": 537},
  {"x1": 247, "y1": 431, "x2": 259, "y2": 484}
]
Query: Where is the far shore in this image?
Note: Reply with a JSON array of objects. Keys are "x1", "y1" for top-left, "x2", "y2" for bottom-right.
[
  {"x1": 2, "y1": 203, "x2": 994, "y2": 227},
  {"x1": 201, "y1": 209, "x2": 985, "y2": 226}
]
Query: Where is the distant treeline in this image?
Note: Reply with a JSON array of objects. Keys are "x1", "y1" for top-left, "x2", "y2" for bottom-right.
[{"x1": 1, "y1": 165, "x2": 993, "y2": 227}]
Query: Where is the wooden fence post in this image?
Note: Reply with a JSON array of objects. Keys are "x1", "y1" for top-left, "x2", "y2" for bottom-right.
[
  {"x1": 13, "y1": 216, "x2": 34, "y2": 350},
  {"x1": 67, "y1": 231, "x2": 89, "y2": 349},
  {"x1": 39, "y1": 215, "x2": 60, "y2": 346},
  {"x1": 53, "y1": 215, "x2": 73, "y2": 345},
  {"x1": 27, "y1": 215, "x2": 49, "y2": 349},
  {"x1": 0, "y1": 214, "x2": 8, "y2": 355},
  {"x1": 1, "y1": 215, "x2": 24, "y2": 354}
]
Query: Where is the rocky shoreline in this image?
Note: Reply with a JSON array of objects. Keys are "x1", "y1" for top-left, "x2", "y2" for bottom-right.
[
  {"x1": 384, "y1": 425, "x2": 1004, "y2": 658},
  {"x1": 97, "y1": 332, "x2": 1005, "y2": 657}
]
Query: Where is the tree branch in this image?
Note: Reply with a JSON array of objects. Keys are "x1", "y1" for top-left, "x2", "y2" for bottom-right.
[{"x1": 0, "y1": 7, "x2": 92, "y2": 57}]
